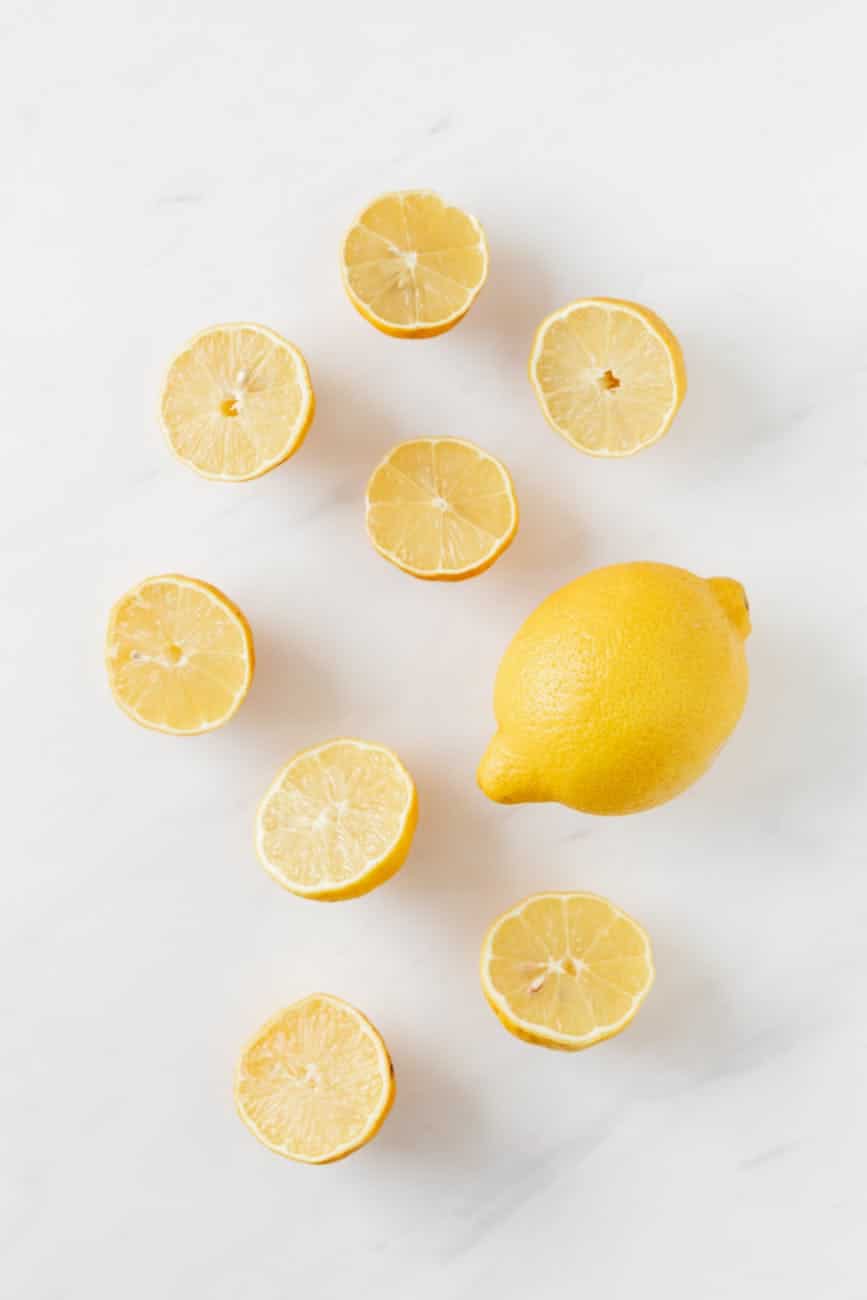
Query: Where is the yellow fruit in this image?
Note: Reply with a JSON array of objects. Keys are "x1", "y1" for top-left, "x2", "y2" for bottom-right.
[
  {"x1": 478, "y1": 562, "x2": 750, "y2": 815},
  {"x1": 366, "y1": 438, "x2": 518, "y2": 580},
  {"x1": 481, "y1": 892, "x2": 654, "y2": 1050},
  {"x1": 341, "y1": 190, "x2": 488, "y2": 338},
  {"x1": 529, "y1": 298, "x2": 686, "y2": 456},
  {"x1": 160, "y1": 322, "x2": 314, "y2": 480},
  {"x1": 255, "y1": 739, "x2": 418, "y2": 901},
  {"x1": 235, "y1": 994, "x2": 395, "y2": 1164},
  {"x1": 105, "y1": 574, "x2": 254, "y2": 735}
]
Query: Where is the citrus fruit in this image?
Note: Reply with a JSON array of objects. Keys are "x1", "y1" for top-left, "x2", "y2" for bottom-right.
[
  {"x1": 105, "y1": 574, "x2": 254, "y2": 735},
  {"x1": 366, "y1": 438, "x2": 518, "y2": 580},
  {"x1": 481, "y1": 892, "x2": 654, "y2": 1050},
  {"x1": 160, "y1": 322, "x2": 314, "y2": 480},
  {"x1": 478, "y1": 562, "x2": 750, "y2": 814},
  {"x1": 255, "y1": 739, "x2": 418, "y2": 900},
  {"x1": 235, "y1": 994, "x2": 395, "y2": 1164},
  {"x1": 529, "y1": 298, "x2": 686, "y2": 456},
  {"x1": 341, "y1": 190, "x2": 488, "y2": 338}
]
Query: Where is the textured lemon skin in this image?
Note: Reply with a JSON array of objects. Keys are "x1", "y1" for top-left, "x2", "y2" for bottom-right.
[
  {"x1": 233, "y1": 994, "x2": 395, "y2": 1164},
  {"x1": 478, "y1": 563, "x2": 750, "y2": 815},
  {"x1": 529, "y1": 297, "x2": 687, "y2": 457}
]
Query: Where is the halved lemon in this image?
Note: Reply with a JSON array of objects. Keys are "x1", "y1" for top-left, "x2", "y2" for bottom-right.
[
  {"x1": 480, "y1": 892, "x2": 654, "y2": 1050},
  {"x1": 105, "y1": 574, "x2": 254, "y2": 735},
  {"x1": 341, "y1": 190, "x2": 488, "y2": 338},
  {"x1": 366, "y1": 438, "x2": 518, "y2": 580},
  {"x1": 160, "y1": 322, "x2": 315, "y2": 481},
  {"x1": 529, "y1": 298, "x2": 686, "y2": 456},
  {"x1": 255, "y1": 739, "x2": 418, "y2": 900},
  {"x1": 235, "y1": 994, "x2": 395, "y2": 1164}
]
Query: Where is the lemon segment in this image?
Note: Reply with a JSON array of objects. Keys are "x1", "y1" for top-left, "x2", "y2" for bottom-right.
[
  {"x1": 529, "y1": 298, "x2": 686, "y2": 456},
  {"x1": 105, "y1": 574, "x2": 254, "y2": 735},
  {"x1": 481, "y1": 892, "x2": 654, "y2": 1050},
  {"x1": 255, "y1": 739, "x2": 418, "y2": 901},
  {"x1": 341, "y1": 191, "x2": 488, "y2": 338},
  {"x1": 235, "y1": 994, "x2": 395, "y2": 1163},
  {"x1": 478, "y1": 562, "x2": 750, "y2": 815},
  {"x1": 161, "y1": 322, "x2": 314, "y2": 480},
  {"x1": 366, "y1": 438, "x2": 518, "y2": 580}
]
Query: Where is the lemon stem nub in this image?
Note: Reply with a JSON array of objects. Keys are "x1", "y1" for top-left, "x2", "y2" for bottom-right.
[{"x1": 708, "y1": 577, "x2": 752, "y2": 640}]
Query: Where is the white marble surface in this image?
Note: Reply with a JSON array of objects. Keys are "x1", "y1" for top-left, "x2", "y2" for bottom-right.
[{"x1": 4, "y1": 2, "x2": 867, "y2": 1295}]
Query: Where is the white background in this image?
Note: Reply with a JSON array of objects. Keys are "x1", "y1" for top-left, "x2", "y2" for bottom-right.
[{"x1": 3, "y1": 2, "x2": 866, "y2": 1296}]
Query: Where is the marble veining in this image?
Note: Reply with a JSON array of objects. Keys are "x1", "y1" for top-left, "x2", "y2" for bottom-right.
[{"x1": 3, "y1": 2, "x2": 865, "y2": 1297}]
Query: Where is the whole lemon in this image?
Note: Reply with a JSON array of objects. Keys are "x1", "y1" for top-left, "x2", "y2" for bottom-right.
[{"x1": 478, "y1": 562, "x2": 750, "y2": 815}]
